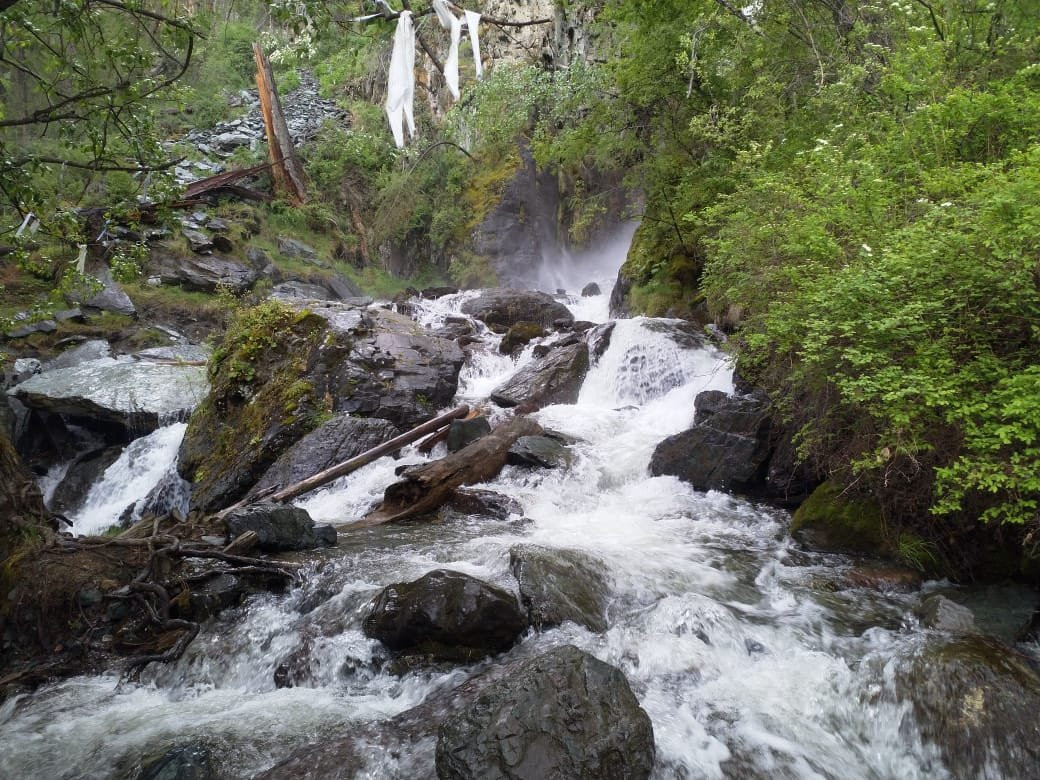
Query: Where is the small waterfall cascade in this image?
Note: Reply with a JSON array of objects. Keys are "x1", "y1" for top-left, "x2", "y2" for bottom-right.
[{"x1": 70, "y1": 423, "x2": 190, "y2": 536}]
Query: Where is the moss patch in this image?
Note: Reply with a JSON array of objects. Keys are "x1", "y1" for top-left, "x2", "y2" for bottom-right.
[{"x1": 791, "y1": 480, "x2": 889, "y2": 555}]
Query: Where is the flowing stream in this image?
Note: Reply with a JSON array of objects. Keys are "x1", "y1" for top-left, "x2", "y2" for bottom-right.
[{"x1": 2, "y1": 248, "x2": 1038, "y2": 778}]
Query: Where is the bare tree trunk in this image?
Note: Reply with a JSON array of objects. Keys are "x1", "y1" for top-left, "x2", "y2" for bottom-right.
[
  {"x1": 253, "y1": 43, "x2": 308, "y2": 205},
  {"x1": 359, "y1": 415, "x2": 542, "y2": 527}
]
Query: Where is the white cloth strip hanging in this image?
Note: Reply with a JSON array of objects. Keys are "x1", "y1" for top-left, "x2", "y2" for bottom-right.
[
  {"x1": 432, "y1": 0, "x2": 462, "y2": 100},
  {"x1": 464, "y1": 10, "x2": 483, "y2": 79},
  {"x1": 385, "y1": 10, "x2": 416, "y2": 148}
]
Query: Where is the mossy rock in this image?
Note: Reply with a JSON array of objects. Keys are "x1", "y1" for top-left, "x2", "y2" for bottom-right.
[
  {"x1": 616, "y1": 217, "x2": 706, "y2": 319},
  {"x1": 178, "y1": 301, "x2": 337, "y2": 512},
  {"x1": 791, "y1": 481, "x2": 889, "y2": 555}
]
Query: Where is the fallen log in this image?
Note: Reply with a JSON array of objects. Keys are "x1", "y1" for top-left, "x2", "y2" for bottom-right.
[
  {"x1": 264, "y1": 405, "x2": 471, "y2": 505},
  {"x1": 358, "y1": 415, "x2": 542, "y2": 527}
]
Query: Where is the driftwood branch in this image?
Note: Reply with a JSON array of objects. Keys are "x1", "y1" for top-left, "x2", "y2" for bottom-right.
[
  {"x1": 359, "y1": 414, "x2": 542, "y2": 527},
  {"x1": 266, "y1": 405, "x2": 472, "y2": 504}
]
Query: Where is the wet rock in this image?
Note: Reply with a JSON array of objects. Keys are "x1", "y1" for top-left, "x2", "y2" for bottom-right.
[
  {"x1": 277, "y1": 236, "x2": 318, "y2": 261},
  {"x1": 6, "y1": 357, "x2": 41, "y2": 384},
  {"x1": 148, "y1": 249, "x2": 258, "y2": 293},
  {"x1": 461, "y1": 288, "x2": 574, "y2": 332},
  {"x1": 269, "y1": 281, "x2": 336, "y2": 301},
  {"x1": 581, "y1": 281, "x2": 601, "y2": 297},
  {"x1": 223, "y1": 502, "x2": 336, "y2": 552},
  {"x1": 790, "y1": 481, "x2": 888, "y2": 555},
  {"x1": 178, "y1": 302, "x2": 463, "y2": 511},
  {"x1": 446, "y1": 416, "x2": 491, "y2": 453},
  {"x1": 137, "y1": 742, "x2": 215, "y2": 780},
  {"x1": 49, "y1": 445, "x2": 123, "y2": 514},
  {"x1": 649, "y1": 390, "x2": 773, "y2": 495},
  {"x1": 42, "y1": 340, "x2": 112, "y2": 372},
  {"x1": 136, "y1": 345, "x2": 211, "y2": 363},
  {"x1": 891, "y1": 636, "x2": 1040, "y2": 778},
  {"x1": 509, "y1": 545, "x2": 608, "y2": 632},
  {"x1": 608, "y1": 268, "x2": 632, "y2": 318},
  {"x1": 181, "y1": 229, "x2": 214, "y2": 254},
  {"x1": 447, "y1": 489, "x2": 523, "y2": 520},
  {"x1": 915, "y1": 594, "x2": 976, "y2": 633},
  {"x1": 53, "y1": 308, "x2": 86, "y2": 323},
  {"x1": 363, "y1": 569, "x2": 527, "y2": 661},
  {"x1": 499, "y1": 321, "x2": 546, "y2": 354},
  {"x1": 433, "y1": 320, "x2": 475, "y2": 341},
  {"x1": 81, "y1": 280, "x2": 136, "y2": 318},
  {"x1": 325, "y1": 273, "x2": 363, "y2": 301},
  {"x1": 490, "y1": 342, "x2": 589, "y2": 410},
  {"x1": 253, "y1": 415, "x2": 399, "y2": 494},
  {"x1": 10, "y1": 358, "x2": 208, "y2": 433},
  {"x1": 763, "y1": 428, "x2": 821, "y2": 507},
  {"x1": 6, "y1": 320, "x2": 57, "y2": 339},
  {"x1": 245, "y1": 246, "x2": 269, "y2": 270},
  {"x1": 421, "y1": 286, "x2": 459, "y2": 299},
  {"x1": 436, "y1": 644, "x2": 654, "y2": 779},
  {"x1": 507, "y1": 435, "x2": 573, "y2": 469}
]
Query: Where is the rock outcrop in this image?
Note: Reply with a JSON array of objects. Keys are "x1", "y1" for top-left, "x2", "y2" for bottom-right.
[{"x1": 223, "y1": 502, "x2": 336, "y2": 552}]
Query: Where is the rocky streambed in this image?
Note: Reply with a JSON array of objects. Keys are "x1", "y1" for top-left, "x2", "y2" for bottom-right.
[{"x1": 2, "y1": 279, "x2": 1040, "y2": 779}]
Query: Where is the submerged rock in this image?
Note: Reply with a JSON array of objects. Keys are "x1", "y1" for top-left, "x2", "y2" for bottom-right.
[
  {"x1": 581, "y1": 281, "x2": 601, "y2": 297},
  {"x1": 363, "y1": 569, "x2": 527, "y2": 661},
  {"x1": 447, "y1": 489, "x2": 523, "y2": 520},
  {"x1": 510, "y1": 545, "x2": 608, "y2": 632},
  {"x1": 137, "y1": 742, "x2": 215, "y2": 780},
  {"x1": 914, "y1": 594, "x2": 976, "y2": 633},
  {"x1": 223, "y1": 502, "x2": 336, "y2": 552},
  {"x1": 891, "y1": 635, "x2": 1040, "y2": 778},
  {"x1": 490, "y1": 342, "x2": 589, "y2": 410},
  {"x1": 506, "y1": 435, "x2": 573, "y2": 469},
  {"x1": 436, "y1": 644, "x2": 654, "y2": 779},
  {"x1": 10, "y1": 358, "x2": 208, "y2": 432},
  {"x1": 461, "y1": 288, "x2": 573, "y2": 332}
]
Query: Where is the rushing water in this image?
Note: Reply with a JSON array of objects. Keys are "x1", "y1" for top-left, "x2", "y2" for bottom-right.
[{"x1": 2, "y1": 268, "x2": 1037, "y2": 778}]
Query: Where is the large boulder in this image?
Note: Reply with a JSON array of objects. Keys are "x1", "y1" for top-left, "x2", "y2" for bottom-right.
[
  {"x1": 510, "y1": 545, "x2": 608, "y2": 632},
  {"x1": 649, "y1": 390, "x2": 771, "y2": 495},
  {"x1": 147, "y1": 248, "x2": 259, "y2": 294},
  {"x1": 436, "y1": 645, "x2": 654, "y2": 780},
  {"x1": 890, "y1": 636, "x2": 1040, "y2": 778},
  {"x1": 490, "y1": 342, "x2": 589, "y2": 410},
  {"x1": 10, "y1": 358, "x2": 208, "y2": 433},
  {"x1": 223, "y1": 502, "x2": 336, "y2": 552},
  {"x1": 252, "y1": 415, "x2": 398, "y2": 495},
  {"x1": 362, "y1": 569, "x2": 527, "y2": 661},
  {"x1": 461, "y1": 289, "x2": 573, "y2": 332},
  {"x1": 178, "y1": 301, "x2": 464, "y2": 512}
]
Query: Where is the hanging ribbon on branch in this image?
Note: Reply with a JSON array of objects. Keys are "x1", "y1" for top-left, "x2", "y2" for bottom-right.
[{"x1": 385, "y1": 10, "x2": 417, "y2": 148}]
